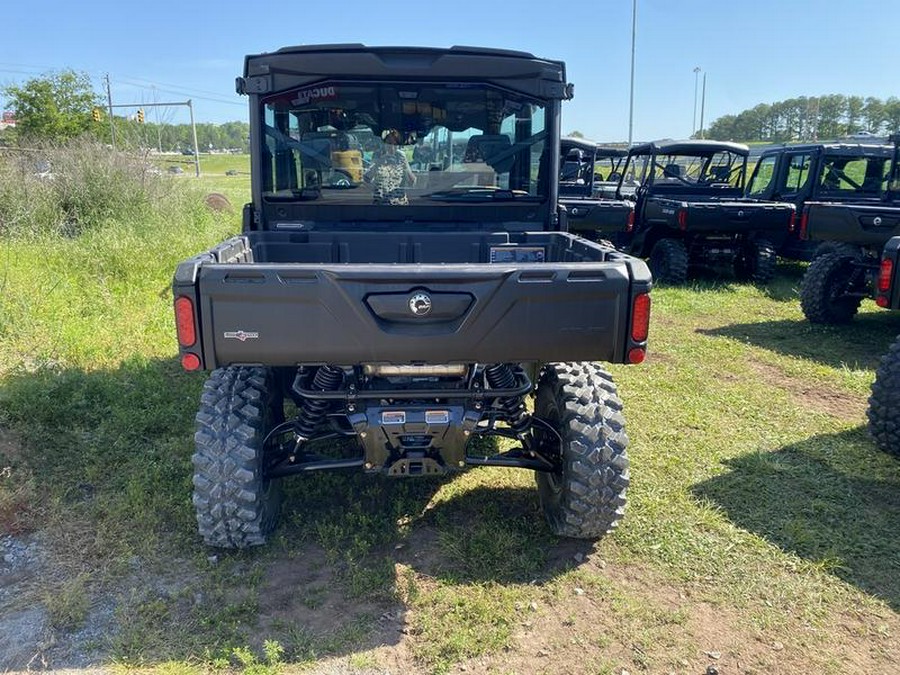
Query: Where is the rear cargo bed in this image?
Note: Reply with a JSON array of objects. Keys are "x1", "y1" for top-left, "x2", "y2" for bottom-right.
[{"x1": 174, "y1": 231, "x2": 651, "y2": 368}]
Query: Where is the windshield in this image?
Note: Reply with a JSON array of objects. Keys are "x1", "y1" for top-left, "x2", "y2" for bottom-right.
[
  {"x1": 260, "y1": 82, "x2": 548, "y2": 205},
  {"x1": 646, "y1": 151, "x2": 746, "y2": 188},
  {"x1": 624, "y1": 150, "x2": 744, "y2": 187}
]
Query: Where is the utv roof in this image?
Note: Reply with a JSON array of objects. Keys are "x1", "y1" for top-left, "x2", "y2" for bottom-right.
[
  {"x1": 561, "y1": 137, "x2": 627, "y2": 157},
  {"x1": 628, "y1": 139, "x2": 749, "y2": 156},
  {"x1": 757, "y1": 142, "x2": 894, "y2": 156},
  {"x1": 239, "y1": 44, "x2": 571, "y2": 101}
]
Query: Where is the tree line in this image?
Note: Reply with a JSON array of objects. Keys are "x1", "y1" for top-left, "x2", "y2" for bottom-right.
[
  {"x1": 704, "y1": 95, "x2": 900, "y2": 143},
  {"x1": 1, "y1": 69, "x2": 249, "y2": 152}
]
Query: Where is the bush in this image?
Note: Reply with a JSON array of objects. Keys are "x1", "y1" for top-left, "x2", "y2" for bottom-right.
[{"x1": 0, "y1": 139, "x2": 201, "y2": 238}]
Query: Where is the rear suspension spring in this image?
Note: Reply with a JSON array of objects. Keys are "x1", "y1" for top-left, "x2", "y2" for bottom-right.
[
  {"x1": 485, "y1": 364, "x2": 530, "y2": 434},
  {"x1": 294, "y1": 365, "x2": 344, "y2": 440}
]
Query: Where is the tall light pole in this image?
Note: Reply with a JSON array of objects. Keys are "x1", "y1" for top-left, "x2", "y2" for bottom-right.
[
  {"x1": 628, "y1": 0, "x2": 637, "y2": 146},
  {"x1": 699, "y1": 72, "x2": 707, "y2": 139},
  {"x1": 692, "y1": 67, "x2": 701, "y2": 137}
]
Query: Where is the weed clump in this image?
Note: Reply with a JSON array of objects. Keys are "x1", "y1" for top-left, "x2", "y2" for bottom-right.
[{"x1": 0, "y1": 139, "x2": 203, "y2": 238}]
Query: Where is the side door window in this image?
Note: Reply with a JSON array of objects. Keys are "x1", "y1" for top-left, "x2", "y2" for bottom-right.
[
  {"x1": 782, "y1": 153, "x2": 812, "y2": 198},
  {"x1": 747, "y1": 154, "x2": 777, "y2": 197}
]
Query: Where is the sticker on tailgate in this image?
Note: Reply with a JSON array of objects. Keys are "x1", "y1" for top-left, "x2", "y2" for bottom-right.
[{"x1": 489, "y1": 246, "x2": 546, "y2": 263}]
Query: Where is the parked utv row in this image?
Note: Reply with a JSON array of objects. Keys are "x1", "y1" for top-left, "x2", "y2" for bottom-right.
[
  {"x1": 171, "y1": 42, "x2": 900, "y2": 551},
  {"x1": 564, "y1": 135, "x2": 900, "y2": 287},
  {"x1": 560, "y1": 138, "x2": 795, "y2": 284}
]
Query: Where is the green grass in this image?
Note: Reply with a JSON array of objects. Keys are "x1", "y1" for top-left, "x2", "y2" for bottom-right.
[{"x1": 1, "y1": 166, "x2": 899, "y2": 672}]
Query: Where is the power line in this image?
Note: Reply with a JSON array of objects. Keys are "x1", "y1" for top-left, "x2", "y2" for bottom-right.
[
  {"x1": 113, "y1": 74, "x2": 239, "y2": 102},
  {"x1": 115, "y1": 79, "x2": 243, "y2": 107},
  {"x1": 0, "y1": 63, "x2": 244, "y2": 108}
]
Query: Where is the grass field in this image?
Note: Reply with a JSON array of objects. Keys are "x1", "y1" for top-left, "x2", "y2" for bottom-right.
[{"x1": 0, "y1": 163, "x2": 899, "y2": 673}]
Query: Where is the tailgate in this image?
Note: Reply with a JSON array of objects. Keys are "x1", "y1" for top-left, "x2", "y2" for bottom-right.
[
  {"x1": 806, "y1": 201, "x2": 900, "y2": 246},
  {"x1": 684, "y1": 200, "x2": 794, "y2": 233},
  {"x1": 562, "y1": 198, "x2": 633, "y2": 236},
  {"x1": 192, "y1": 262, "x2": 640, "y2": 367}
]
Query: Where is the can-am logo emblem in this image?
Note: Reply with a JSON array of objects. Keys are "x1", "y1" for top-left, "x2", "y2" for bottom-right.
[
  {"x1": 224, "y1": 330, "x2": 259, "y2": 342},
  {"x1": 874, "y1": 216, "x2": 883, "y2": 226},
  {"x1": 408, "y1": 293, "x2": 433, "y2": 316},
  {"x1": 738, "y1": 210, "x2": 745, "y2": 217}
]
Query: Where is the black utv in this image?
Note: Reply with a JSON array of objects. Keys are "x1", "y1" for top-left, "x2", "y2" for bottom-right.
[
  {"x1": 172, "y1": 44, "x2": 652, "y2": 549},
  {"x1": 558, "y1": 137, "x2": 632, "y2": 241},
  {"x1": 799, "y1": 135, "x2": 900, "y2": 324},
  {"x1": 612, "y1": 140, "x2": 795, "y2": 284},
  {"x1": 745, "y1": 142, "x2": 893, "y2": 260}
]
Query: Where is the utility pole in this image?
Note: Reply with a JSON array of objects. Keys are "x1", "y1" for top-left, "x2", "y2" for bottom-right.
[
  {"x1": 188, "y1": 99, "x2": 201, "y2": 178},
  {"x1": 153, "y1": 85, "x2": 163, "y2": 153},
  {"x1": 104, "y1": 73, "x2": 116, "y2": 150},
  {"x1": 692, "y1": 67, "x2": 701, "y2": 137},
  {"x1": 699, "y1": 73, "x2": 707, "y2": 140},
  {"x1": 628, "y1": 0, "x2": 637, "y2": 146}
]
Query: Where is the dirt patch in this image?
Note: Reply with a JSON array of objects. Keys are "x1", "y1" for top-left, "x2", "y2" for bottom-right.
[
  {"x1": 293, "y1": 554, "x2": 900, "y2": 675},
  {"x1": 445, "y1": 558, "x2": 900, "y2": 675},
  {"x1": 255, "y1": 546, "x2": 403, "y2": 652},
  {"x1": 748, "y1": 359, "x2": 867, "y2": 421}
]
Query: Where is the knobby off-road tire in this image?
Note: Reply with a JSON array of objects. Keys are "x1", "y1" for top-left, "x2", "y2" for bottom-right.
[
  {"x1": 812, "y1": 241, "x2": 861, "y2": 261},
  {"x1": 734, "y1": 238, "x2": 777, "y2": 284},
  {"x1": 534, "y1": 362, "x2": 629, "y2": 539},
  {"x1": 192, "y1": 366, "x2": 284, "y2": 548},
  {"x1": 648, "y1": 238, "x2": 689, "y2": 285},
  {"x1": 800, "y1": 253, "x2": 863, "y2": 324},
  {"x1": 868, "y1": 335, "x2": 900, "y2": 458}
]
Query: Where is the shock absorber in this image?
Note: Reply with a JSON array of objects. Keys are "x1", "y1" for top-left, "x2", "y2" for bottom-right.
[
  {"x1": 294, "y1": 365, "x2": 344, "y2": 440},
  {"x1": 485, "y1": 364, "x2": 530, "y2": 434}
]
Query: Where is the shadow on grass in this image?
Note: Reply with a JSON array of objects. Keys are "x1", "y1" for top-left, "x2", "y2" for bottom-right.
[
  {"x1": 0, "y1": 358, "x2": 589, "y2": 670},
  {"x1": 693, "y1": 427, "x2": 900, "y2": 611},
  {"x1": 698, "y1": 312, "x2": 900, "y2": 370}
]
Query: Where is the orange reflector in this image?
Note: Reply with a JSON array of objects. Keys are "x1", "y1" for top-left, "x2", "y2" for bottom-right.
[
  {"x1": 174, "y1": 296, "x2": 196, "y2": 347},
  {"x1": 628, "y1": 347, "x2": 646, "y2": 364},
  {"x1": 181, "y1": 353, "x2": 201, "y2": 371},
  {"x1": 877, "y1": 258, "x2": 893, "y2": 293},
  {"x1": 631, "y1": 293, "x2": 651, "y2": 342}
]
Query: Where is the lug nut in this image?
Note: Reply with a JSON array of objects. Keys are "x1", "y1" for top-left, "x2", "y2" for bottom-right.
[{"x1": 364, "y1": 462, "x2": 373, "y2": 470}]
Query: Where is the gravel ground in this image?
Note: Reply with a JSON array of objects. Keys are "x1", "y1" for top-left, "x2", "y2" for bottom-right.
[{"x1": 0, "y1": 533, "x2": 114, "y2": 671}]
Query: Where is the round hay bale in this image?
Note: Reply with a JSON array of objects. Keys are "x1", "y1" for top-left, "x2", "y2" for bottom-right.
[{"x1": 204, "y1": 192, "x2": 232, "y2": 212}]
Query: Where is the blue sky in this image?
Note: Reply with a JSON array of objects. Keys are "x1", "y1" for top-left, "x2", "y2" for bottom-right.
[{"x1": 3, "y1": 1, "x2": 898, "y2": 143}]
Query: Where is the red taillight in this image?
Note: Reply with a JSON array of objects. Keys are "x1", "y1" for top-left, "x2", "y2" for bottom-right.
[
  {"x1": 788, "y1": 210, "x2": 797, "y2": 233},
  {"x1": 677, "y1": 208, "x2": 688, "y2": 231},
  {"x1": 877, "y1": 258, "x2": 893, "y2": 293},
  {"x1": 181, "y1": 353, "x2": 201, "y2": 371},
  {"x1": 627, "y1": 347, "x2": 646, "y2": 364},
  {"x1": 631, "y1": 293, "x2": 651, "y2": 342},
  {"x1": 798, "y1": 210, "x2": 809, "y2": 240},
  {"x1": 174, "y1": 296, "x2": 196, "y2": 347},
  {"x1": 626, "y1": 209, "x2": 635, "y2": 233},
  {"x1": 877, "y1": 296, "x2": 890, "y2": 308}
]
